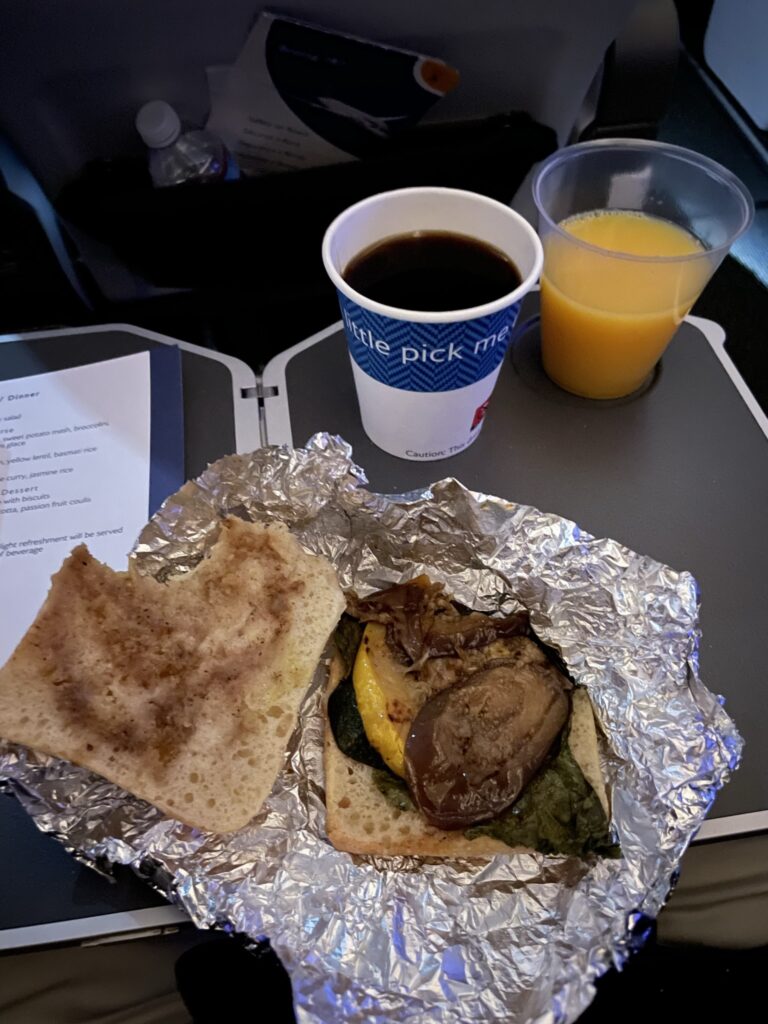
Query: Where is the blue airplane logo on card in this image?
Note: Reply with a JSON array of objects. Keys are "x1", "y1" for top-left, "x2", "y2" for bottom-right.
[{"x1": 339, "y1": 293, "x2": 521, "y2": 392}]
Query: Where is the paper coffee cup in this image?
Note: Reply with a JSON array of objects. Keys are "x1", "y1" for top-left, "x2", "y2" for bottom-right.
[{"x1": 322, "y1": 187, "x2": 543, "y2": 461}]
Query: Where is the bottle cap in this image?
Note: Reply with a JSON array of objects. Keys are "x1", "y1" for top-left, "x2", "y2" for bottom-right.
[{"x1": 135, "y1": 100, "x2": 181, "y2": 148}]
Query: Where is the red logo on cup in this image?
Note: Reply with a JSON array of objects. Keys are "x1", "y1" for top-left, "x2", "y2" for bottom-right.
[{"x1": 471, "y1": 399, "x2": 491, "y2": 430}]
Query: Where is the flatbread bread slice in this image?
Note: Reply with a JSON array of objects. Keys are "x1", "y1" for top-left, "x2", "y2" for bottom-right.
[
  {"x1": 0, "y1": 517, "x2": 345, "y2": 832},
  {"x1": 324, "y1": 662, "x2": 608, "y2": 857}
]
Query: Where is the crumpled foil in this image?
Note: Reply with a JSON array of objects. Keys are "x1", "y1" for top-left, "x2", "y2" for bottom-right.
[{"x1": 0, "y1": 434, "x2": 742, "y2": 1024}]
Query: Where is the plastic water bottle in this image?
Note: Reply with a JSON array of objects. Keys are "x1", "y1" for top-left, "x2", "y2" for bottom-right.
[{"x1": 135, "y1": 100, "x2": 239, "y2": 187}]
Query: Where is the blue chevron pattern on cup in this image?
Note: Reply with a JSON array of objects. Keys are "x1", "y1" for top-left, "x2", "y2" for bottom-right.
[{"x1": 339, "y1": 292, "x2": 522, "y2": 393}]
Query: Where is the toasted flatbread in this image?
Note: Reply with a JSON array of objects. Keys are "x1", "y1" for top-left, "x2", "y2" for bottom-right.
[
  {"x1": 324, "y1": 660, "x2": 608, "y2": 857},
  {"x1": 0, "y1": 517, "x2": 345, "y2": 832}
]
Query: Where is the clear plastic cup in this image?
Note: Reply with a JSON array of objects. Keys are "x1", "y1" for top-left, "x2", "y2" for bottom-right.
[{"x1": 532, "y1": 139, "x2": 754, "y2": 399}]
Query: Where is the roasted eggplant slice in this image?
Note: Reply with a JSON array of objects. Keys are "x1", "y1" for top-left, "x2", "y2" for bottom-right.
[{"x1": 404, "y1": 644, "x2": 572, "y2": 829}]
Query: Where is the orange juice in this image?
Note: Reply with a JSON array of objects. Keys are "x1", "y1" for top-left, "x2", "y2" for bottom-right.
[{"x1": 540, "y1": 210, "x2": 710, "y2": 398}]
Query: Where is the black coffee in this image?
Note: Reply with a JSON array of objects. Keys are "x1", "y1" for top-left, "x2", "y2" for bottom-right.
[{"x1": 342, "y1": 231, "x2": 521, "y2": 312}]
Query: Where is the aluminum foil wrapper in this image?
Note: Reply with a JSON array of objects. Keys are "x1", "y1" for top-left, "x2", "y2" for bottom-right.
[{"x1": 0, "y1": 435, "x2": 742, "y2": 1023}]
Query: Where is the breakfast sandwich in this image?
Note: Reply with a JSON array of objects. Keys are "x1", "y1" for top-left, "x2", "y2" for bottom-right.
[{"x1": 324, "y1": 576, "x2": 616, "y2": 858}]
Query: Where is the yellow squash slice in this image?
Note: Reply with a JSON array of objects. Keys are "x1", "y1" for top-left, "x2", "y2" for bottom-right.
[{"x1": 352, "y1": 624, "x2": 413, "y2": 777}]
